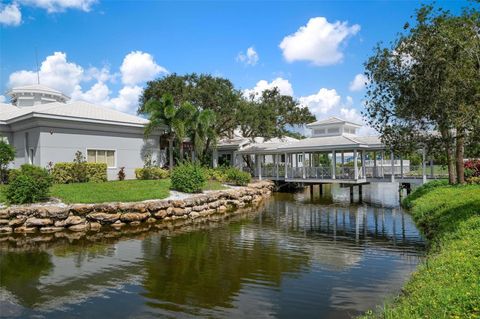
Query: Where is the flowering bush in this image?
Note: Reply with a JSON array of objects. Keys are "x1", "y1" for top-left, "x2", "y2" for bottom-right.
[{"x1": 464, "y1": 160, "x2": 480, "y2": 178}]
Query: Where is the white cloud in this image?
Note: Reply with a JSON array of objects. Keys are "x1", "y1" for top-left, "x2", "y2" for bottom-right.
[
  {"x1": 299, "y1": 88, "x2": 341, "y2": 115},
  {"x1": 279, "y1": 17, "x2": 360, "y2": 66},
  {"x1": 120, "y1": 51, "x2": 168, "y2": 86},
  {"x1": 236, "y1": 46, "x2": 259, "y2": 66},
  {"x1": 6, "y1": 51, "x2": 167, "y2": 114},
  {"x1": 8, "y1": 52, "x2": 84, "y2": 96},
  {"x1": 349, "y1": 73, "x2": 368, "y2": 92},
  {"x1": 0, "y1": 95, "x2": 6, "y2": 103},
  {"x1": 108, "y1": 85, "x2": 143, "y2": 113},
  {"x1": 18, "y1": 0, "x2": 96, "y2": 13},
  {"x1": 0, "y1": 3, "x2": 21, "y2": 26},
  {"x1": 244, "y1": 77, "x2": 293, "y2": 98},
  {"x1": 340, "y1": 107, "x2": 377, "y2": 135}
]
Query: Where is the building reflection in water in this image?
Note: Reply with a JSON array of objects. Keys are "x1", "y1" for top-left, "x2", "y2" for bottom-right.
[{"x1": 0, "y1": 186, "x2": 425, "y2": 319}]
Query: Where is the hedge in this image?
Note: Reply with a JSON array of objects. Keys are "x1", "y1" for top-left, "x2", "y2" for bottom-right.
[
  {"x1": 51, "y1": 162, "x2": 107, "y2": 183},
  {"x1": 135, "y1": 167, "x2": 169, "y2": 180}
]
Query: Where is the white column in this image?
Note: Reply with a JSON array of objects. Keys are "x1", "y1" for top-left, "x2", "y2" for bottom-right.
[
  {"x1": 381, "y1": 150, "x2": 385, "y2": 178},
  {"x1": 284, "y1": 153, "x2": 288, "y2": 179},
  {"x1": 422, "y1": 147, "x2": 427, "y2": 184},
  {"x1": 391, "y1": 150, "x2": 395, "y2": 182},
  {"x1": 331, "y1": 150, "x2": 336, "y2": 179},
  {"x1": 302, "y1": 152, "x2": 306, "y2": 179},
  {"x1": 212, "y1": 148, "x2": 218, "y2": 168},
  {"x1": 354, "y1": 149, "x2": 358, "y2": 180},
  {"x1": 400, "y1": 155, "x2": 404, "y2": 179},
  {"x1": 373, "y1": 151, "x2": 377, "y2": 178},
  {"x1": 275, "y1": 154, "x2": 279, "y2": 179},
  {"x1": 361, "y1": 150, "x2": 366, "y2": 179}
]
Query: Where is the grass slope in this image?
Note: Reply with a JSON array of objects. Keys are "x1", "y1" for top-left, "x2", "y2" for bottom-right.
[
  {"x1": 0, "y1": 179, "x2": 226, "y2": 204},
  {"x1": 362, "y1": 182, "x2": 480, "y2": 318}
]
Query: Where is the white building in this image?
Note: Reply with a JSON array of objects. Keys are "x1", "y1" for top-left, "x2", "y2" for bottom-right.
[{"x1": 0, "y1": 84, "x2": 164, "y2": 180}]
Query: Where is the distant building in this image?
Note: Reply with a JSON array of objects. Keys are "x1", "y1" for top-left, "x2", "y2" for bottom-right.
[{"x1": 0, "y1": 84, "x2": 165, "y2": 180}]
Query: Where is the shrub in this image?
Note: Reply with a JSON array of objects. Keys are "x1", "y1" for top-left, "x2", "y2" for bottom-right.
[
  {"x1": 204, "y1": 167, "x2": 227, "y2": 182},
  {"x1": 72, "y1": 151, "x2": 88, "y2": 183},
  {"x1": 466, "y1": 176, "x2": 480, "y2": 184},
  {"x1": 0, "y1": 139, "x2": 15, "y2": 184},
  {"x1": 118, "y1": 167, "x2": 126, "y2": 181},
  {"x1": 6, "y1": 164, "x2": 53, "y2": 204},
  {"x1": 171, "y1": 162, "x2": 206, "y2": 193},
  {"x1": 464, "y1": 159, "x2": 480, "y2": 177},
  {"x1": 135, "y1": 167, "x2": 169, "y2": 180},
  {"x1": 224, "y1": 167, "x2": 251, "y2": 186},
  {"x1": 51, "y1": 162, "x2": 107, "y2": 183}
]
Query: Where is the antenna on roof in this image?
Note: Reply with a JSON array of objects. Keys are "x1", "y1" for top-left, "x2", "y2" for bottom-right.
[{"x1": 35, "y1": 47, "x2": 40, "y2": 84}]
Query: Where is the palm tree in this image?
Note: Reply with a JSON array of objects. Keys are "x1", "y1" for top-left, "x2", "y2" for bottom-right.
[
  {"x1": 188, "y1": 108, "x2": 217, "y2": 163},
  {"x1": 142, "y1": 94, "x2": 195, "y2": 170}
]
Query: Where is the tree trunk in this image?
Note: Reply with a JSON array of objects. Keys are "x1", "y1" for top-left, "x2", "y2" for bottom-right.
[
  {"x1": 440, "y1": 127, "x2": 456, "y2": 184},
  {"x1": 456, "y1": 128, "x2": 465, "y2": 184},
  {"x1": 168, "y1": 138, "x2": 174, "y2": 171},
  {"x1": 446, "y1": 144, "x2": 456, "y2": 184},
  {"x1": 179, "y1": 141, "x2": 184, "y2": 163}
]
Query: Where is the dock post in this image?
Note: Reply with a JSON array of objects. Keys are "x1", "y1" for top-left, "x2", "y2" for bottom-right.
[
  {"x1": 319, "y1": 183, "x2": 323, "y2": 195},
  {"x1": 332, "y1": 150, "x2": 336, "y2": 179},
  {"x1": 422, "y1": 147, "x2": 427, "y2": 184},
  {"x1": 359, "y1": 184, "x2": 363, "y2": 202},
  {"x1": 310, "y1": 184, "x2": 314, "y2": 197},
  {"x1": 350, "y1": 186, "x2": 354, "y2": 203},
  {"x1": 391, "y1": 150, "x2": 395, "y2": 182}
]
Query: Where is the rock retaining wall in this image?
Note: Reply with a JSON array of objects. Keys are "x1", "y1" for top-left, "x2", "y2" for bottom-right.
[{"x1": 0, "y1": 181, "x2": 273, "y2": 235}]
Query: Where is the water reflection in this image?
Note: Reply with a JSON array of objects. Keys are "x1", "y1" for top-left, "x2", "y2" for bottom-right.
[{"x1": 0, "y1": 188, "x2": 424, "y2": 319}]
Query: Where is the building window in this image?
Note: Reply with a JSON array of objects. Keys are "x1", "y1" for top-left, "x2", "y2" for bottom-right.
[
  {"x1": 327, "y1": 127, "x2": 340, "y2": 134},
  {"x1": 87, "y1": 149, "x2": 116, "y2": 168},
  {"x1": 313, "y1": 128, "x2": 325, "y2": 135}
]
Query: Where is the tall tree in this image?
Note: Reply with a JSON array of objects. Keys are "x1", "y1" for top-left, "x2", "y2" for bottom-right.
[
  {"x1": 141, "y1": 94, "x2": 195, "y2": 170},
  {"x1": 239, "y1": 88, "x2": 316, "y2": 140},
  {"x1": 364, "y1": 4, "x2": 480, "y2": 184},
  {"x1": 187, "y1": 108, "x2": 216, "y2": 163}
]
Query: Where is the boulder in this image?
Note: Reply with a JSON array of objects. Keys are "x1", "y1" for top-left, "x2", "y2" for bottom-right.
[
  {"x1": 70, "y1": 204, "x2": 94, "y2": 215},
  {"x1": 14, "y1": 226, "x2": 36, "y2": 233},
  {"x1": 146, "y1": 217, "x2": 157, "y2": 224},
  {"x1": 35, "y1": 206, "x2": 69, "y2": 219},
  {"x1": 8, "y1": 216, "x2": 26, "y2": 227},
  {"x1": 0, "y1": 209, "x2": 10, "y2": 219},
  {"x1": 171, "y1": 200, "x2": 185, "y2": 208},
  {"x1": 69, "y1": 223, "x2": 90, "y2": 232},
  {"x1": 40, "y1": 227, "x2": 64, "y2": 233},
  {"x1": 86, "y1": 212, "x2": 120, "y2": 224},
  {"x1": 120, "y1": 212, "x2": 150, "y2": 222},
  {"x1": 189, "y1": 212, "x2": 200, "y2": 219},
  {"x1": 0, "y1": 226, "x2": 12, "y2": 233},
  {"x1": 89, "y1": 222, "x2": 102, "y2": 231},
  {"x1": 153, "y1": 210, "x2": 168, "y2": 219},
  {"x1": 147, "y1": 200, "x2": 170, "y2": 212},
  {"x1": 0, "y1": 219, "x2": 9, "y2": 225},
  {"x1": 217, "y1": 205, "x2": 227, "y2": 213},
  {"x1": 173, "y1": 208, "x2": 185, "y2": 216},
  {"x1": 64, "y1": 215, "x2": 85, "y2": 226},
  {"x1": 129, "y1": 221, "x2": 141, "y2": 226},
  {"x1": 25, "y1": 217, "x2": 53, "y2": 227}
]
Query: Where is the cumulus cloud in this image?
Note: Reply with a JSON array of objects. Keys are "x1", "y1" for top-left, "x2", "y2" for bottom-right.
[
  {"x1": 279, "y1": 17, "x2": 360, "y2": 66},
  {"x1": 0, "y1": 3, "x2": 21, "y2": 26},
  {"x1": 0, "y1": 95, "x2": 6, "y2": 103},
  {"x1": 7, "y1": 51, "x2": 167, "y2": 114},
  {"x1": 236, "y1": 47, "x2": 259, "y2": 66},
  {"x1": 299, "y1": 88, "x2": 341, "y2": 115},
  {"x1": 9, "y1": 52, "x2": 84, "y2": 96},
  {"x1": 120, "y1": 51, "x2": 168, "y2": 86},
  {"x1": 349, "y1": 73, "x2": 368, "y2": 92},
  {"x1": 244, "y1": 77, "x2": 293, "y2": 98},
  {"x1": 18, "y1": 0, "x2": 96, "y2": 13}
]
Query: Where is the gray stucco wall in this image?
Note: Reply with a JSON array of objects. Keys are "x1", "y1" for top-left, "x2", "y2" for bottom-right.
[{"x1": 38, "y1": 127, "x2": 162, "y2": 180}]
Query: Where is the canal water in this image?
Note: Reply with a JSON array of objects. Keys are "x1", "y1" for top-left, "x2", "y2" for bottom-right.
[{"x1": 0, "y1": 184, "x2": 425, "y2": 319}]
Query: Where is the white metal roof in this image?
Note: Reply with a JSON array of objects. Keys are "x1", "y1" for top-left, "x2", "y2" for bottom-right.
[
  {"x1": 238, "y1": 134, "x2": 383, "y2": 153},
  {"x1": 7, "y1": 84, "x2": 70, "y2": 99},
  {"x1": 0, "y1": 100, "x2": 148, "y2": 126},
  {"x1": 306, "y1": 116, "x2": 362, "y2": 128}
]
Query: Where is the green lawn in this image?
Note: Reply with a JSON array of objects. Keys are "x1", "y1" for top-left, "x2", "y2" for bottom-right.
[
  {"x1": 362, "y1": 182, "x2": 480, "y2": 318},
  {"x1": 0, "y1": 179, "x2": 226, "y2": 204}
]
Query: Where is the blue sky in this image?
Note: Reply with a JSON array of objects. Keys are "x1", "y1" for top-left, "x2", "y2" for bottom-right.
[{"x1": 0, "y1": 0, "x2": 468, "y2": 131}]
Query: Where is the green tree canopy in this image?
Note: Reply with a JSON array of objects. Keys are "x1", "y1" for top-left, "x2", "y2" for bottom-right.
[{"x1": 364, "y1": 3, "x2": 480, "y2": 183}]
